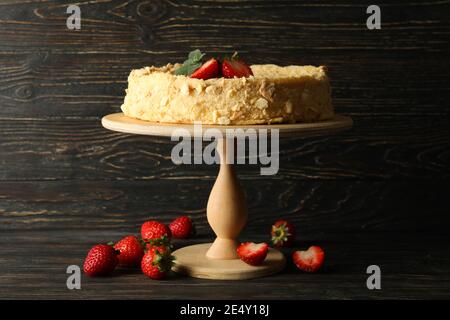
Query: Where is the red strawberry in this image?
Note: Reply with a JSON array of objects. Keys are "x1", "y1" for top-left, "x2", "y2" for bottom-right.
[
  {"x1": 237, "y1": 242, "x2": 268, "y2": 266},
  {"x1": 190, "y1": 58, "x2": 219, "y2": 79},
  {"x1": 271, "y1": 220, "x2": 295, "y2": 247},
  {"x1": 83, "y1": 244, "x2": 118, "y2": 277},
  {"x1": 169, "y1": 216, "x2": 195, "y2": 239},
  {"x1": 141, "y1": 220, "x2": 171, "y2": 243},
  {"x1": 141, "y1": 247, "x2": 174, "y2": 280},
  {"x1": 113, "y1": 235, "x2": 144, "y2": 267},
  {"x1": 222, "y1": 56, "x2": 253, "y2": 78},
  {"x1": 145, "y1": 243, "x2": 171, "y2": 255},
  {"x1": 293, "y1": 246, "x2": 325, "y2": 273}
]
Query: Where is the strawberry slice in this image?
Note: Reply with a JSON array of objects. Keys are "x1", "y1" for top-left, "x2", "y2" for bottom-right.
[
  {"x1": 237, "y1": 242, "x2": 268, "y2": 266},
  {"x1": 292, "y1": 246, "x2": 325, "y2": 273},
  {"x1": 190, "y1": 58, "x2": 219, "y2": 79},
  {"x1": 222, "y1": 58, "x2": 253, "y2": 78}
]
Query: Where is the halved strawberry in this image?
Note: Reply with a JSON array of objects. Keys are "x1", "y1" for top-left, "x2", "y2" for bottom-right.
[
  {"x1": 190, "y1": 58, "x2": 219, "y2": 79},
  {"x1": 222, "y1": 57, "x2": 253, "y2": 78},
  {"x1": 292, "y1": 246, "x2": 325, "y2": 273},
  {"x1": 237, "y1": 242, "x2": 268, "y2": 266}
]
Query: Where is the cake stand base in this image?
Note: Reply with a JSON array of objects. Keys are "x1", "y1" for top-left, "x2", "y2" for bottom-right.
[{"x1": 172, "y1": 243, "x2": 286, "y2": 280}]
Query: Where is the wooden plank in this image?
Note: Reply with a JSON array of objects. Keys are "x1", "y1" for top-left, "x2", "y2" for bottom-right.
[
  {"x1": 2, "y1": 53, "x2": 449, "y2": 117},
  {"x1": 1, "y1": 180, "x2": 449, "y2": 232},
  {"x1": 0, "y1": 116, "x2": 448, "y2": 181},
  {"x1": 0, "y1": 1, "x2": 448, "y2": 118},
  {"x1": 0, "y1": 230, "x2": 449, "y2": 299},
  {"x1": 0, "y1": 1, "x2": 448, "y2": 52}
]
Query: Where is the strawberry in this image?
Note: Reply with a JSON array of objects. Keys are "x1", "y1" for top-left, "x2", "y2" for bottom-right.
[
  {"x1": 237, "y1": 242, "x2": 269, "y2": 266},
  {"x1": 113, "y1": 235, "x2": 144, "y2": 267},
  {"x1": 292, "y1": 246, "x2": 325, "y2": 273},
  {"x1": 222, "y1": 54, "x2": 253, "y2": 78},
  {"x1": 141, "y1": 247, "x2": 175, "y2": 280},
  {"x1": 190, "y1": 58, "x2": 219, "y2": 79},
  {"x1": 141, "y1": 220, "x2": 171, "y2": 243},
  {"x1": 145, "y1": 243, "x2": 171, "y2": 255},
  {"x1": 271, "y1": 219, "x2": 295, "y2": 247},
  {"x1": 169, "y1": 216, "x2": 195, "y2": 239},
  {"x1": 83, "y1": 244, "x2": 118, "y2": 277}
]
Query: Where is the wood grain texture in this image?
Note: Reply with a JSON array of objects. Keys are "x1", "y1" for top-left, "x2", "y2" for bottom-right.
[
  {"x1": 0, "y1": 116, "x2": 448, "y2": 181},
  {"x1": 1, "y1": 230, "x2": 450, "y2": 299},
  {"x1": 0, "y1": 0, "x2": 449, "y2": 299},
  {"x1": 1, "y1": 180, "x2": 450, "y2": 234},
  {"x1": 0, "y1": 1, "x2": 449, "y2": 118}
]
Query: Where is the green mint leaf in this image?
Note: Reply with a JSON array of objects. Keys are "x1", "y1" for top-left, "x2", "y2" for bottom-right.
[
  {"x1": 186, "y1": 62, "x2": 202, "y2": 75},
  {"x1": 173, "y1": 62, "x2": 201, "y2": 76},
  {"x1": 174, "y1": 49, "x2": 205, "y2": 75},
  {"x1": 173, "y1": 64, "x2": 189, "y2": 75},
  {"x1": 188, "y1": 49, "x2": 205, "y2": 63}
]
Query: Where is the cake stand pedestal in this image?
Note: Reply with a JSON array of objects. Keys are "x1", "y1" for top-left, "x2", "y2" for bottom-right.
[{"x1": 102, "y1": 113, "x2": 352, "y2": 280}]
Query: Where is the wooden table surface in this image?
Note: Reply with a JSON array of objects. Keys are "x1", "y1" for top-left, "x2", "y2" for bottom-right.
[{"x1": 0, "y1": 0, "x2": 449, "y2": 299}]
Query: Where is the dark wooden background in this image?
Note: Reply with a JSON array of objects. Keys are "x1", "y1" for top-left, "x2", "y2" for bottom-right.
[{"x1": 0, "y1": 0, "x2": 449, "y2": 299}]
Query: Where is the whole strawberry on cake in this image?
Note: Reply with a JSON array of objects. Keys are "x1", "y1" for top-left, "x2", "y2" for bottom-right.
[{"x1": 121, "y1": 50, "x2": 334, "y2": 125}]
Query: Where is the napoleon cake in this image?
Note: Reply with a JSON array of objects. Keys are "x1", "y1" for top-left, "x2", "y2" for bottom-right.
[{"x1": 121, "y1": 50, "x2": 334, "y2": 125}]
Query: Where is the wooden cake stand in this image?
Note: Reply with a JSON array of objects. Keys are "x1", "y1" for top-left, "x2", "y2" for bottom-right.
[{"x1": 102, "y1": 112, "x2": 353, "y2": 280}]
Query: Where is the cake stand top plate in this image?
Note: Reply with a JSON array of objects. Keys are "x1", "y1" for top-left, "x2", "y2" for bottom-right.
[{"x1": 102, "y1": 112, "x2": 352, "y2": 138}]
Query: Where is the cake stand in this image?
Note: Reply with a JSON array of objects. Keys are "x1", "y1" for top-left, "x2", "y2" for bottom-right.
[{"x1": 102, "y1": 112, "x2": 352, "y2": 280}]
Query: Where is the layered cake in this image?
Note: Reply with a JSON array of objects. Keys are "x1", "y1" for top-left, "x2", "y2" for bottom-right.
[{"x1": 121, "y1": 50, "x2": 334, "y2": 125}]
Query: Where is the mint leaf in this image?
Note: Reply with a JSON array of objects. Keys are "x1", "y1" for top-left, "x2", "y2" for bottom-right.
[
  {"x1": 173, "y1": 62, "x2": 202, "y2": 76},
  {"x1": 174, "y1": 49, "x2": 205, "y2": 76},
  {"x1": 188, "y1": 49, "x2": 205, "y2": 63}
]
